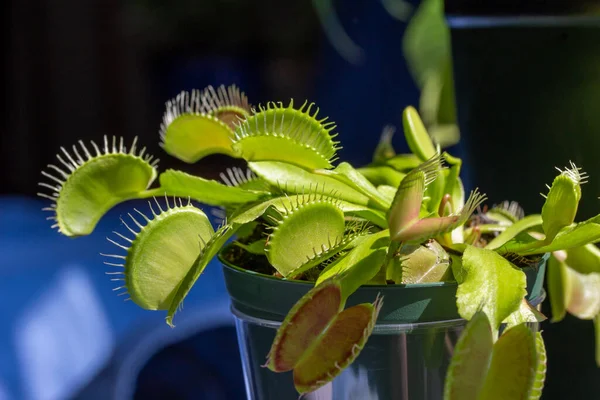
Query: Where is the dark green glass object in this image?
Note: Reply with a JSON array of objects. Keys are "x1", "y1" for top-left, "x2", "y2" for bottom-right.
[{"x1": 447, "y1": 8, "x2": 600, "y2": 219}]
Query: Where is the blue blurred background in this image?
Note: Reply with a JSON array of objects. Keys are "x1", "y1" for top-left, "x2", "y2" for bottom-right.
[{"x1": 2, "y1": 0, "x2": 599, "y2": 399}]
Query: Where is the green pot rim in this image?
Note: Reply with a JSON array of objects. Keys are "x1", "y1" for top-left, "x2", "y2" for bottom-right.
[
  {"x1": 218, "y1": 247, "x2": 548, "y2": 324},
  {"x1": 220, "y1": 251, "x2": 458, "y2": 289}
]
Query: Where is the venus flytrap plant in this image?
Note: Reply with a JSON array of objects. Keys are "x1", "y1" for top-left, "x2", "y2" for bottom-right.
[
  {"x1": 38, "y1": 136, "x2": 160, "y2": 236},
  {"x1": 160, "y1": 85, "x2": 250, "y2": 162},
  {"x1": 266, "y1": 281, "x2": 384, "y2": 393},
  {"x1": 105, "y1": 197, "x2": 214, "y2": 308},
  {"x1": 442, "y1": 159, "x2": 600, "y2": 399},
  {"x1": 234, "y1": 101, "x2": 341, "y2": 170},
  {"x1": 264, "y1": 195, "x2": 346, "y2": 277},
  {"x1": 39, "y1": 83, "x2": 600, "y2": 398},
  {"x1": 444, "y1": 311, "x2": 546, "y2": 400},
  {"x1": 541, "y1": 163, "x2": 586, "y2": 242}
]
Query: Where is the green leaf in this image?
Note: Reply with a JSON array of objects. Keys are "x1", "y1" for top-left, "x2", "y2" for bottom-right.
[
  {"x1": 228, "y1": 198, "x2": 280, "y2": 225},
  {"x1": 547, "y1": 255, "x2": 572, "y2": 322},
  {"x1": 402, "y1": 106, "x2": 437, "y2": 162},
  {"x1": 161, "y1": 115, "x2": 236, "y2": 162},
  {"x1": 291, "y1": 232, "x2": 371, "y2": 279},
  {"x1": 229, "y1": 194, "x2": 387, "y2": 228},
  {"x1": 293, "y1": 298, "x2": 382, "y2": 394},
  {"x1": 549, "y1": 252, "x2": 600, "y2": 321},
  {"x1": 39, "y1": 137, "x2": 158, "y2": 237},
  {"x1": 315, "y1": 162, "x2": 392, "y2": 209},
  {"x1": 419, "y1": 64, "x2": 460, "y2": 148},
  {"x1": 457, "y1": 246, "x2": 527, "y2": 330},
  {"x1": 541, "y1": 163, "x2": 584, "y2": 242},
  {"x1": 392, "y1": 189, "x2": 486, "y2": 243},
  {"x1": 384, "y1": 154, "x2": 423, "y2": 171},
  {"x1": 159, "y1": 169, "x2": 269, "y2": 206},
  {"x1": 449, "y1": 252, "x2": 464, "y2": 284},
  {"x1": 530, "y1": 332, "x2": 547, "y2": 400},
  {"x1": 420, "y1": 61, "x2": 460, "y2": 148},
  {"x1": 444, "y1": 315, "x2": 546, "y2": 400},
  {"x1": 564, "y1": 265, "x2": 600, "y2": 320},
  {"x1": 478, "y1": 324, "x2": 538, "y2": 400},
  {"x1": 443, "y1": 311, "x2": 494, "y2": 400},
  {"x1": 428, "y1": 124, "x2": 460, "y2": 149},
  {"x1": 104, "y1": 200, "x2": 214, "y2": 310},
  {"x1": 266, "y1": 279, "x2": 343, "y2": 372},
  {"x1": 423, "y1": 166, "x2": 447, "y2": 214},
  {"x1": 377, "y1": 185, "x2": 398, "y2": 200},
  {"x1": 265, "y1": 278, "x2": 383, "y2": 393},
  {"x1": 402, "y1": 0, "x2": 448, "y2": 89},
  {"x1": 233, "y1": 221, "x2": 258, "y2": 240},
  {"x1": 396, "y1": 240, "x2": 451, "y2": 284},
  {"x1": 385, "y1": 253, "x2": 404, "y2": 284},
  {"x1": 233, "y1": 239, "x2": 266, "y2": 255},
  {"x1": 439, "y1": 154, "x2": 465, "y2": 242},
  {"x1": 266, "y1": 198, "x2": 346, "y2": 277},
  {"x1": 503, "y1": 299, "x2": 546, "y2": 329},
  {"x1": 235, "y1": 136, "x2": 333, "y2": 170},
  {"x1": 445, "y1": 315, "x2": 545, "y2": 400},
  {"x1": 565, "y1": 244, "x2": 600, "y2": 274},
  {"x1": 202, "y1": 84, "x2": 251, "y2": 129},
  {"x1": 485, "y1": 215, "x2": 543, "y2": 250},
  {"x1": 160, "y1": 87, "x2": 245, "y2": 162},
  {"x1": 402, "y1": 0, "x2": 458, "y2": 147},
  {"x1": 357, "y1": 166, "x2": 406, "y2": 188},
  {"x1": 248, "y1": 161, "x2": 374, "y2": 209},
  {"x1": 317, "y1": 230, "x2": 390, "y2": 300},
  {"x1": 166, "y1": 224, "x2": 237, "y2": 326},
  {"x1": 388, "y1": 155, "x2": 441, "y2": 240},
  {"x1": 433, "y1": 56, "x2": 458, "y2": 131},
  {"x1": 373, "y1": 125, "x2": 397, "y2": 163},
  {"x1": 442, "y1": 152, "x2": 463, "y2": 211},
  {"x1": 512, "y1": 218, "x2": 600, "y2": 256},
  {"x1": 232, "y1": 101, "x2": 339, "y2": 170}
]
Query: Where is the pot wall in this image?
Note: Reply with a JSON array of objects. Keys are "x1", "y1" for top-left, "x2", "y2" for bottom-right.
[
  {"x1": 221, "y1": 255, "x2": 547, "y2": 399},
  {"x1": 234, "y1": 310, "x2": 465, "y2": 400}
]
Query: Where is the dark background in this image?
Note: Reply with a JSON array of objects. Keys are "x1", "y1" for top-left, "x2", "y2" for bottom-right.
[
  {"x1": 2, "y1": 0, "x2": 599, "y2": 399},
  {"x1": 2, "y1": 0, "x2": 418, "y2": 195}
]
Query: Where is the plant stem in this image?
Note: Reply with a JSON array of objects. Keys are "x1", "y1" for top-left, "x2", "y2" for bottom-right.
[
  {"x1": 497, "y1": 241, "x2": 545, "y2": 256},
  {"x1": 138, "y1": 187, "x2": 168, "y2": 199},
  {"x1": 375, "y1": 240, "x2": 401, "y2": 283},
  {"x1": 464, "y1": 224, "x2": 506, "y2": 236}
]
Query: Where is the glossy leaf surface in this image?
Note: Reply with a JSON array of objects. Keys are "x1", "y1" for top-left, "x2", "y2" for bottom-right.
[
  {"x1": 39, "y1": 137, "x2": 158, "y2": 236},
  {"x1": 293, "y1": 298, "x2": 382, "y2": 394},
  {"x1": 457, "y1": 246, "x2": 526, "y2": 329},
  {"x1": 266, "y1": 280, "x2": 343, "y2": 372},
  {"x1": 106, "y1": 201, "x2": 213, "y2": 311},
  {"x1": 266, "y1": 199, "x2": 346, "y2": 277},
  {"x1": 160, "y1": 169, "x2": 268, "y2": 206}
]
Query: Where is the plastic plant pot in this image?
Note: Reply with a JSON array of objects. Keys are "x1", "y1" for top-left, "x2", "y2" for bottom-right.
[{"x1": 220, "y1": 250, "x2": 547, "y2": 400}]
